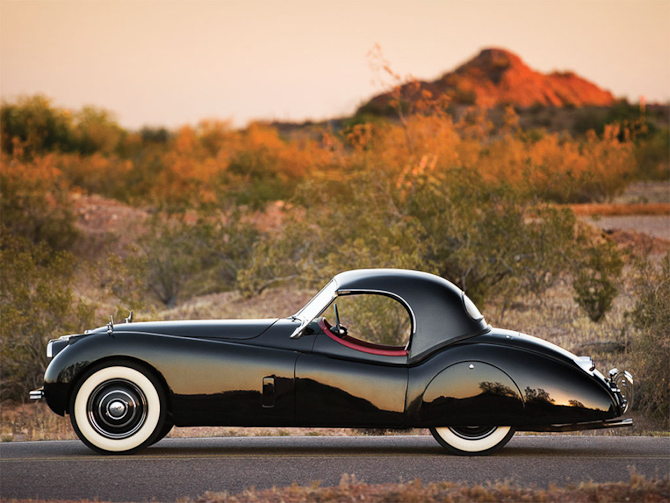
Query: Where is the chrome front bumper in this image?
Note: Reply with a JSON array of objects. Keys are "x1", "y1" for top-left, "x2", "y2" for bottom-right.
[{"x1": 29, "y1": 388, "x2": 44, "y2": 400}]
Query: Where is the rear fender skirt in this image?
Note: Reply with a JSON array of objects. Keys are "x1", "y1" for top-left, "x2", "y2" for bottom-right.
[{"x1": 419, "y1": 361, "x2": 524, "y2": 426}]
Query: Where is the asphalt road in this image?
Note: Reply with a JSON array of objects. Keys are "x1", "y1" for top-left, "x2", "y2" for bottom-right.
[{"x1": 2, "y1": 435, "x2": 669, "y2": 502}]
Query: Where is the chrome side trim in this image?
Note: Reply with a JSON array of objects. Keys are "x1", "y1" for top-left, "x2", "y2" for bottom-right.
[
  {"x1": 521, "y1": 418, "x2": 633, "y2": 432},
  {"x1": 29, "y1": 388, "x2": 44, "y2": 400}
]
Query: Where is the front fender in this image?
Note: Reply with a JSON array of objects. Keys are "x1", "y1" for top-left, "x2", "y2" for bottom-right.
[
  {"x1": 43, "y1": 332, "x2": 171, "y2": 415},
  {"x1": 43, "y1": 330, "x2": 299, "y2": 427}
]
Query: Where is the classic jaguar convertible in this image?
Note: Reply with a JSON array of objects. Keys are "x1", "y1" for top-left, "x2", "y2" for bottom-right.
[{"x1": 31, "y1": 269, "x2": 633, "y2": 455}]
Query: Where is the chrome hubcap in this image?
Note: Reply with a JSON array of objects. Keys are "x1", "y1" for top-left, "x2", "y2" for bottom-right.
[
  {"x1": 87, "y1": 379, "x2": 147, "y2": 439},
  {"x1": 107, "y1": 400, "x2": 128, "y2": 419}
]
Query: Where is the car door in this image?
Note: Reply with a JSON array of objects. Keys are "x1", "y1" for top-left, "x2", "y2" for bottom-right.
[{"x1": 294, "y1": 293, "x2": 411, "y2": 427}]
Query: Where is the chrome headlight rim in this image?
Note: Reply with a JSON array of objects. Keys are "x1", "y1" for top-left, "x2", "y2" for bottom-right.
[
  {"x1": 46, "y1": 335, "x2": 76, "y2": 359},
  {"x1": 609, "y1": 368, "x2": 634, "y2": 413}
]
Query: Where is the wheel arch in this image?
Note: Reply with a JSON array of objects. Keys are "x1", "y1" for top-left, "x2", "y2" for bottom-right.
[
  {"x1": 65, "y1": 356, "x2": 172, "y2": 417},
  {"x1": 44, "y1": 332, "x2": 176, "y2": 417}
]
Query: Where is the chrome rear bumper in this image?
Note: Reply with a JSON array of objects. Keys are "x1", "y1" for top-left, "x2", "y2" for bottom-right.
[
  {"x1": 29, "y1": 388, "x2": 44, "y2": 400},
  {"x1": 522, "y1": 418, "x2": 633, "y2": 432}
]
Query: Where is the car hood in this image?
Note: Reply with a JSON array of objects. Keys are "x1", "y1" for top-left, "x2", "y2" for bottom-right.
[{"x1": 87, "y1": 319, "x2": 279, "y2": 340}]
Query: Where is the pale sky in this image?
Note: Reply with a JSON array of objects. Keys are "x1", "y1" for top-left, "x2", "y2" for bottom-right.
[{"x1": 1, "y1": 0, "x2": 668, "y2": 130}]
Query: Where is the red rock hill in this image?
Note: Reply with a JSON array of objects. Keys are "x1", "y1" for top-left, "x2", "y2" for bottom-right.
[{"x1": 361, "y1": 48, "x2": 615, "y2": 113}]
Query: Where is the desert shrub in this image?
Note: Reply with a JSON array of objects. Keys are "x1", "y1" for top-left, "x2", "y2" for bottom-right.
[
  {"x1": 635, "y1": 127, "x2": 670, "y2": 181},
  {"x1": 0, "y1": 236, "x2": 95, "y2": 402},
  {"x1": 241, "y1": 166, "x2": 620, "y2": 316},
  {"x1": 629, "y1": 254, "x2": 670, "y2": 426},
  {"x1": 223, "y1": 123, "x2": 331, "y2": 209},
  {"x1": 0, "y1": 154, "x2": 79, "y2": 250},
  {"x1": 149, "y1": 126, "x2": 226, "y2": 210},
  {"x1": 572, "y1": 236, "x2": 623, "y2": 322},
  {"x1": 399, "y1": 166, "x2": 593, "y2": 307},
  {"x1": 237, "y1": 171, "x2": 432, "y2": 297},
  {"x1": 56, "y1": 153, "x2": 134, "y2": 201},
  {"x1": 111, "y1": 215, "x2": 259, "y2": 308}
]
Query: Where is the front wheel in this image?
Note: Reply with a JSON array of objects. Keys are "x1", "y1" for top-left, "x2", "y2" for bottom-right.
[
  {"x1": 70, "y1": 363, "x2": 167, "y2": 454},
  {"x1": 149, "y1": 420, "x2": 174, "y2": 446},
  {"x1": 430, "y1": 426, "x2": 514, "y2": 456}
]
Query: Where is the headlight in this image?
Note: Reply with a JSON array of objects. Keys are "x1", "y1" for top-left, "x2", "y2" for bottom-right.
[
  {"x1": 46, "y1": 340, "x2": 55, "y2": 358},
  {"x1": 46, "y1": 335, "x2": 75, "y2": 359}
]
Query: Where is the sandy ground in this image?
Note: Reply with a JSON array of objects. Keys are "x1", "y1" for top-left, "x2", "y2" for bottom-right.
[{"x1": 586, "y1": 214, "x2": 670, "y2": 240}]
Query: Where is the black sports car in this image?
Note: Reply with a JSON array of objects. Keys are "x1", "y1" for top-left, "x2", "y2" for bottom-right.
[{"x1": 31, "y1": 269, "x2": 633, "y2": 455}]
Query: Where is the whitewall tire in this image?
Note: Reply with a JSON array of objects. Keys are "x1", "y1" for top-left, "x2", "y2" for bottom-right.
[
  {"x1": 430, "y1": 426, "x2": 514, "y2": 455},
  {"x1": 70, "y1": 363, "x2": 166, "y2": 454}
]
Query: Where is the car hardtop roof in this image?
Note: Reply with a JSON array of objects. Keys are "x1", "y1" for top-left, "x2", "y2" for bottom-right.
[
  {"x1": 332, "y1": 269, "x2": 489, "y2": 359},
  {"x1": 333, "y1": 268, "x2": 454, "y2": 291}
]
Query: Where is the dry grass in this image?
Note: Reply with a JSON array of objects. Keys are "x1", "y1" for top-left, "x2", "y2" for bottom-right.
[
  {"x1": 0, "y1": 403, "x2": 77, "y2": 442},
  {"x1": 187, "y1": 472, "x2": 669, "y2": 503},
  {"x1": 1, "y1": 472, "x2": 667, "y2": 503}
]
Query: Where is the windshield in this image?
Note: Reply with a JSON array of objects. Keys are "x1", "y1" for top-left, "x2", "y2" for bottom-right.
[{"x1": 293, "y1": 279, "x2": 338, "y2": 323}]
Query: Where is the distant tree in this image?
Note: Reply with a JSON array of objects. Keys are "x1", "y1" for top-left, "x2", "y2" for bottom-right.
[
  {"x1": 140, "y1": 126, "x2": 171, "y2": 144},
  {"x1": 1, "y1": 95, "x2": 76, "y2": 156},
  {"x1": 74, "y1": 106, "x2": 124, "y2": 155}
]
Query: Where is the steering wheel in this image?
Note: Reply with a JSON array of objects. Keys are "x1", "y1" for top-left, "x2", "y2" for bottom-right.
[{"x1": 331, "y1": 303, "x2": 348, "y2": 337}]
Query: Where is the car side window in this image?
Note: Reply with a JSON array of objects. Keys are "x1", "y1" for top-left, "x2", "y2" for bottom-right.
[{"x1": 322, "y1": 293, "x2": 412, "y2": 348}]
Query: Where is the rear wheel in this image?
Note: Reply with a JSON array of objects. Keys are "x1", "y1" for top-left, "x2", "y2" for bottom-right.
[
  {"x1": 70, "y1": 363, "x2": 167, "y2": 454},
  {"x1": 430, "y1": 426, "x2": 514, "y2": 456}
]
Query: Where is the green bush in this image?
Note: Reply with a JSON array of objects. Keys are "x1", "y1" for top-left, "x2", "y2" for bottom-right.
[
  {"x1": 240, "y1": 167, "x2": 620, "y2": 317},
  {"x1": 238, "y1": 171, "x2": 431, "y2": 296},
  {"x1": 401, "y1": 169, "x2": 595, "y2": 308},
  {"x1": 0, "y1": 237, "x2": 95, "y2": 402},
  {"x1": 111, "y1": 215, "x2": 259, "y2": 308},
  {"x1": 572, "y1": 237, "x2": 623, "y2": 322},
  {"x1": 629, "y1": 254, "x2": 670, "y2": 426}
]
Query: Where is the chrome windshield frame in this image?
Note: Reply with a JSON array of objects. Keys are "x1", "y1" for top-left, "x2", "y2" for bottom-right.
[{"x1": 289, "y1": 279, "x2": 339, "y2": 339}]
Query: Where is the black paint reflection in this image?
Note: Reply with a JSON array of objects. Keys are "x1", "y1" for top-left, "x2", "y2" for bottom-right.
[
  {"x1": 523, "y1": 386, "x2": 555, "y2": 405},
  {"x1": 479, "y1": 381, "x2": 518, "y2": 399},
  {"x1": 419, "y1": 362, "x2": 525, "y2": 425}
]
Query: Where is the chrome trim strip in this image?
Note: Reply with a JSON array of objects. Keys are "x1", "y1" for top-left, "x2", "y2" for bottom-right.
[{"x1": 522, "y1": 418, "x2": 633, "y2": 432}]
